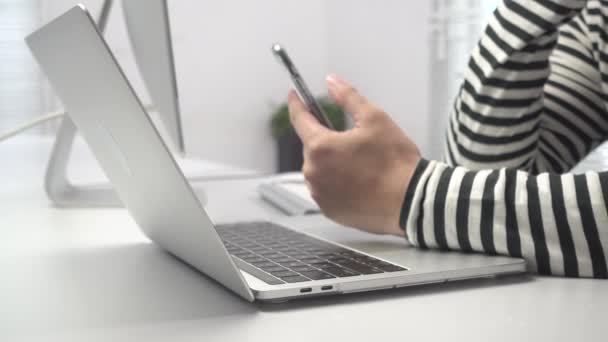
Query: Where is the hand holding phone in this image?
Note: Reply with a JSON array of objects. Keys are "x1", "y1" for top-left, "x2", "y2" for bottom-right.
[{"x1": 272, "y1": 43, "x2": 335, "y2": 130}]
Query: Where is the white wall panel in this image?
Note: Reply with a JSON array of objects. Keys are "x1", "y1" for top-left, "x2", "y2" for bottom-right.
[{"x1": 325, "y1": 1, "x2": 433, "y2": 156}]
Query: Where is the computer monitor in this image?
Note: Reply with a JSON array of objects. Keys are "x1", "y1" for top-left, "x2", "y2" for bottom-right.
[
  {"x1": 43, "y1": 0, "x2": 187, "y2": 207},
  {"x1": 122, "y1": 0, "x2": 185, "y2": 154}
]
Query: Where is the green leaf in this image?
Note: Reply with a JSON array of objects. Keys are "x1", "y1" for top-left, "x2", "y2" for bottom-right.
[{"x1": 270, "y1": 96, "x2": 346, "y2": 139}]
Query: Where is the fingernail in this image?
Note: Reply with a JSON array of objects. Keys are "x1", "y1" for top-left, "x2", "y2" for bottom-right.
[
  {"x1": 327, "y1": 73, "x2": 346, "y2": 86},
  {"x1": 326, "y1": 74, "x2": 339, "y2": 90},
  {"x1": 326, "y1": 77, "x2": 340, "y2": 99}
]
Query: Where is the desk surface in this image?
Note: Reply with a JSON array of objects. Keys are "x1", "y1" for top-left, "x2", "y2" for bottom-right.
[{"x1": 1, "y1": 137, "x2": 607, "y2": 342}]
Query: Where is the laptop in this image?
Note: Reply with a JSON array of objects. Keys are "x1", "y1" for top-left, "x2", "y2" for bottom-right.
[{"x1": 25, "y1": 5, "x2": 526, "y2": 302}]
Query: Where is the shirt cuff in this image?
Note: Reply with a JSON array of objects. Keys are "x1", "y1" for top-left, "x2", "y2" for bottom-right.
[{"x1": 398, "y1": 158, "x2": 431, "y2": 233}]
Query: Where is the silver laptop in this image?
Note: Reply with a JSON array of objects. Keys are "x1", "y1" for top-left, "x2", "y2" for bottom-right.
[{"x1": 25, "y1": 5, "x2": 525, "y2": 302}]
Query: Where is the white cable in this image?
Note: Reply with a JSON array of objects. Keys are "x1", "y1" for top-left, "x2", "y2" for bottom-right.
[
  {"x1": 0, "y1": 110, "x2": 65, "y2": 142},
  {"x1": 0, "y1": 104, "x2": 156, "y2": 143}
]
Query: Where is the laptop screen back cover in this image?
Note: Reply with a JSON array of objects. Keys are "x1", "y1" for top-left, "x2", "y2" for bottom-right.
[{"x1": 25, "y1": 5, "x2": 253, "y2": 302}]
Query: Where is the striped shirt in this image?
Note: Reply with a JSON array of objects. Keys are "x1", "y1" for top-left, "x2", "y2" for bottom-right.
[{"x1": 400, "y1": 0, "x2": 608, "y2": 278}]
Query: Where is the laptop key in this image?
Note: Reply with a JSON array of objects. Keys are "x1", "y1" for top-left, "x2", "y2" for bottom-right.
[
  {"x1": 271, "y1": 270, "x2": 299, "y2": 278},
  {"x1": 323, "y1": 267, "x2": 359, "y2": 277},
  {"x1": 242, "y1": 256, "x2": 265, "y2": 264},
  {"x1": 366, "y1": 260, "x2": 404, "y2": 271},
  {"x1": 252, "y1": 261, "x2": 277, "y2": 268},
  {"x1": 273, "y1": 257, "x2": 295, "y2": 263},
  {"x1": 291, "y1": 254, "x2": 312, "y2": 259},
  {"x1": 291, "y1": 265, "x2": 316, "y2": 272},
  {"x1": 317, "y1": 252, "x2": 335, "y2": 258},
  {"x1": 299, "y1": 270, "x2": 336, "y2": 280},
  {"x1": 311, "y1": 262, "x2": 336, "y2": 269},
  {"x1": 341, "y1": 262, "x2": 383, "y2": 274},
  {"x1": 376, "y1": 264, "x2": 406, "y2": 272},
  {"x1": 283, "y1": 250, "x2": 306, "y2": 257},
  {"x1": 263, "y1": 266, "x2": 288, "y2": 273},
  {"x1": 326, "y1": 257, "x2": 352, "y2": 265},
  {"x1": 239, "y1": 253, "x2": 258, "y2": 260},
  {"x1": 353, "y1": 255, "x2": 383, "y2": 265},
  {"x1": 279, "y1": 261, "x2": 306, "y2": 268},
  {"x1": 336, "y1": 251, "x2": 359, "y2": 258},
  {"x1": 281, "y1": 275, "x2": 310, "y2": 283}
]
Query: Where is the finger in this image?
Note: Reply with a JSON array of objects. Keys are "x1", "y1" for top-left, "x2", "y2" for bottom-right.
[
  {"x1": 287, "y1": 90, "x2": 329, "y2": 144},
  {"x1": 326, "y1": 74, "x2": 372, "y2": 122}
]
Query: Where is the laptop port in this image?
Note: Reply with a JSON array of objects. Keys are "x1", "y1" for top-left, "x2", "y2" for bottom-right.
[
  {"x1": 300, "y1": 288, "x2": 312, "y2": 293},
  {"x1": 321, "y1": 285, "x2": 333, "y2": 291}
]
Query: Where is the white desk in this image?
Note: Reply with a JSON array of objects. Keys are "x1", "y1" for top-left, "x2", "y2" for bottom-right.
[{"x1": 1, "y1": 137, "x2": 607, "y2": 342}]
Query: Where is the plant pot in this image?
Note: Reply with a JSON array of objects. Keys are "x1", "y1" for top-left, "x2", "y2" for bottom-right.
[{"x1": 277, "y1": 130, "x2": 303, "y2": 172}]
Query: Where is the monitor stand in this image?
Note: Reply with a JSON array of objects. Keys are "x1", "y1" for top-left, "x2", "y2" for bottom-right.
[
  {"x1": 43, "y1": 0, "x2": 246, "y2": 208},
  {"x1": 43, "y1": 0, "x2": 124, "y2": 208},
  {"x1": 45, "y1": 117, "x2": 128, "y2": 207}
]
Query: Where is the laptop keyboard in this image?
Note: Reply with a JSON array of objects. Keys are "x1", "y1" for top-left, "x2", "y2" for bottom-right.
[{"x1": 215, "y1": 221, "x2": 406, "y2": 285}]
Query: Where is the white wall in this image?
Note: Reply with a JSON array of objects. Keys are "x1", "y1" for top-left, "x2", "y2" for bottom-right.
[
  {"x1": 325, "y1": 1, "x2": 433, "y2": 156},
  {"x1": 40, "y1": 0, "x2": 455, "y2": 172}
]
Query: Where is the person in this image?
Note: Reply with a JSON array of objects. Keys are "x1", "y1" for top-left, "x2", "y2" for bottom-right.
[{"x1": 287, "y1": 0, "x2": 608, "y2": 278}]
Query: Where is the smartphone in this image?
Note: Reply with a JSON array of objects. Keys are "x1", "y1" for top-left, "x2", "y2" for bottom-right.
[{"x1": 271, "y1": 43, "x2": 335, "y2": 130}]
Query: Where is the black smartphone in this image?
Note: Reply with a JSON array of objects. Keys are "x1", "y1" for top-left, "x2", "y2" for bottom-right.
[{"x1": 271, "y1": 43, "x2": 335, "y2": 130}]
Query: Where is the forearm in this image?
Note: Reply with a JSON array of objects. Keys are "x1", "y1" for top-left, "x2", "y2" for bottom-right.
[
  {"x1": 447, "y1": 0, "x2": 588, "y2": 171},
  {"x1": 400, "y1": 159, "x2": 608, "y2": 278}
]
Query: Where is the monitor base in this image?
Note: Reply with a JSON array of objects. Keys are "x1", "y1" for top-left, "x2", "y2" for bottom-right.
[{"x1": 45, "y1": 117, "x2": 212, "y2": 208}]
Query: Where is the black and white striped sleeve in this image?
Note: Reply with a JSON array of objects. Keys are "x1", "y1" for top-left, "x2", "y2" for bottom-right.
[
  {"x1": 399, "y1": 0, "x2": 608, "y2": 278},
  {"x1": 445, "y1": 0, "x2": 607, "y2": 172},
  {"x1": 400, "y1": 159, "x2": 608, "y2": 278}
]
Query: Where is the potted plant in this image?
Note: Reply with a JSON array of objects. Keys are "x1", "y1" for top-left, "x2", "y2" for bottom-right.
[{"x1": 270, "y1": 97, "x2": 346, "y2": 172}]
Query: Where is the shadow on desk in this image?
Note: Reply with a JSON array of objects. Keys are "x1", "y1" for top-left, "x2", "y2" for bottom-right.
[{"x1": 1, "y1": 243, "x2": 257, "y2": 334}]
